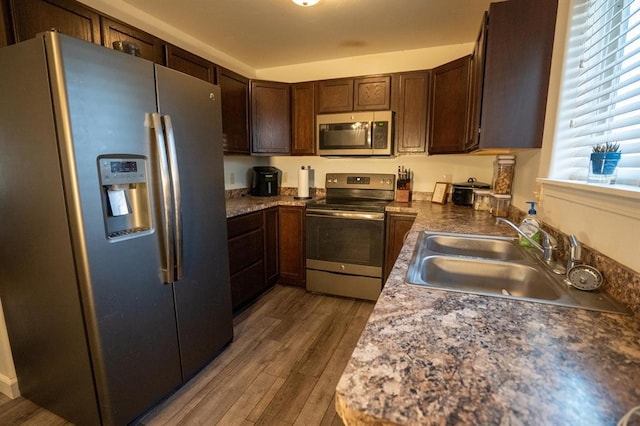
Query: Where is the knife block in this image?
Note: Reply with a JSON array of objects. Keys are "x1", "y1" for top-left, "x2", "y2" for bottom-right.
[{"x1": 395, "y1": 188, "x2": 411, "y2": 203}]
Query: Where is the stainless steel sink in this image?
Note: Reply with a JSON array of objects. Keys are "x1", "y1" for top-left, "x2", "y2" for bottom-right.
[
  {"x1": 424, "y1": 234, "x2": 525, "y2": 261},
  {"x1": 405, "y1": 231, "x2": 631, "y2": 315},
  {"x1": 417, "y1": 256, "x2": 560, "y2": 300}
]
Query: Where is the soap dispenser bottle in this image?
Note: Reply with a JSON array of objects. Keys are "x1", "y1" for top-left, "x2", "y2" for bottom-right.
[{"x1": 519, "y1": 201, "x2": 541, "y2": 247}]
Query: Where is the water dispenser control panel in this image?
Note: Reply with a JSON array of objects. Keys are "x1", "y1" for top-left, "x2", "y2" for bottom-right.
[
  {"x1": 99, "y1": 158, "x2": 147, "y2": 185},
  {"x1": 98, "y1": 155, "x2": 151, "y2": 240}
]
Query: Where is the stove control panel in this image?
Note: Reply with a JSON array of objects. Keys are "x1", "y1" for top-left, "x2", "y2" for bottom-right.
[{"x1": 325, "y1": 173, "x2": 395, "y2": 190}]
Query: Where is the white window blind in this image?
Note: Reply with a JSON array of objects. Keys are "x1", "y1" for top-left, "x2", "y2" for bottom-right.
[{"x1": 552, "y1": 0, "x2": 640, "y2": 186}]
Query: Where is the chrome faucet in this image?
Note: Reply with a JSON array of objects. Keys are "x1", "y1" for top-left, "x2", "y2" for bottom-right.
[
  {"x1": 567, "y1": 234, "x2": 582, "y2": 271},
  {"x1": 495, "y1": 217, "x2": 566, "y2": 274}
]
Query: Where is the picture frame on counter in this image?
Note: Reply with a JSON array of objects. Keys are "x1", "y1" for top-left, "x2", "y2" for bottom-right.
[{"x1": 432, "y1": 182, "x2": 450, "y2": 204}]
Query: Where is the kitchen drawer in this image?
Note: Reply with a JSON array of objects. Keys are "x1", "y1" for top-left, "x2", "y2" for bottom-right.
[
  {"x1": 230, "y1": 260, "x2": 265, "y2": 309},
  {"x1": 227, "y1": 211, "x2": 263, "y2": 239},
  {"x1": 228, "y1": 228, "x2": 264, "y2": 274}
]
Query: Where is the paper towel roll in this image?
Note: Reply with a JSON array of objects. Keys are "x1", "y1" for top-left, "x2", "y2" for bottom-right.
[{"x1": 298, "y1": 167, "x2": 309, "y2": 198}]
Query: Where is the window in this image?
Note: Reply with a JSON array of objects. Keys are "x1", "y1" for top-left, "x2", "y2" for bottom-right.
[{"x1": 550, "y1": 0, "x2": 640, "y2": 187}]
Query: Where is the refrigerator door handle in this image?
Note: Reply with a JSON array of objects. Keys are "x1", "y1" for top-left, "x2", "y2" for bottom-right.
[
  {"x1": 162, "y1": 114, "x2": 184, "y2": 281},
  {"x1": 151, "y1": 113, "x2": 175, "y2": 284}
]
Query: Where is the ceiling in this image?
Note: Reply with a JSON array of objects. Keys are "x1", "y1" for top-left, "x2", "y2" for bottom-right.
[{"x1": 120, "y1": 0, "x2": 496, "y2": 70}]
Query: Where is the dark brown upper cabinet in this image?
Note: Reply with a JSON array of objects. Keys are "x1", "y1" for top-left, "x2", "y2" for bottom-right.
[
  {"x1": 219, "y1": 67, "x2": 250, "y2": 155},
  {"x1": 8, "y1": 0, "x2": 101, "y2": 44},
  {"x1": 466, "y1": 12, "x2": 488, "y2": 152},
  {"x1": 353, "y1": 76, "x2": 391, "y2": 110},
  {"x1": 316, "y1": 75, "x2": 391, "y2": 114},
  {"x1": 165, "y1": 44, "x2": 216, "y2": 84},
  {"x1": 291, "y1": 82, "x2": 316, "y2": 155},
  {"x1": 250, "y1": 80, "x2": 291, "y2": 155},
  {"x1": 315, "y1": 78, "x2": 353, "y2": 113},
  {"x1": 475, "y1": 0, "x2": 558, "y2": 151},
  {"x1": 392, "y1": 71, "x2": 431, "y2": 154},
  {"x1": 429, "y1": 56, "x2": 471, "y2": 155},
  {"x1": 100, "y1": 17, "x2": 164, "y2": 64}
]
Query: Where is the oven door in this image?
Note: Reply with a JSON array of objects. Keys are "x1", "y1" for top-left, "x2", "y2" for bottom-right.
[{"x1": 305, "y1": 209, "x2": 385, "y2": 300}]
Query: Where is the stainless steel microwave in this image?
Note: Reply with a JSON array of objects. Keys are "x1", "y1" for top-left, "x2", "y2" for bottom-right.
[{"x1": 316, "y1": 111, "x2": 393, "y2": 156}]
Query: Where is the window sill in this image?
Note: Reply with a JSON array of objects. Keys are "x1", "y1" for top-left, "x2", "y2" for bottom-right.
[{"x1": 537, "y1": 179, "x2": 640, "y2": 220}]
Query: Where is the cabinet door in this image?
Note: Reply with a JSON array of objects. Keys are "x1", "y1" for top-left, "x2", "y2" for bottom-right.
[
  {"x1": 466, "y1": 12, "x2": 488, "y2": 152},
  {"x1": 479, "y1": 0, "x2": 558, "y2": 150},
  {"x1": 278, "y1": 206, "x2": 305, "y2": 287},
  {"x1": 429, "y1": 55, "x2": 471, "y2": 154},
  {"x1": 291, "y1": 82, "x2": 315, "y2": 155},
  {"x1": 227, "y1": 212, "x2": 266, "y2": 311},
  {"x1": 384, "y1": 213, "x2": 416, "y2": 281},
  {"x1": 354, "y1": 75, "x2": 391, "y2": 111},
  {"x1": 165, "y1": 44, "x2": 216, "y2": 83},
  {"x1": 101, "y1": 17, "x2": 164, "y2": 63},
  {"x1": 393, "y1": 71, "x2": 430, "y2": 154},
  {"x1": 263, "y1": 207, "x2": 279, "y2": 287},
  {"x1": 315, "y1": 78, "x2": 353, "y2": 113},
  {"x1": 219, "y1": 67, "x2": 250, "y2": 154},
  {"x1": 0, "y1": 2, "x2": 8, "y2": 47},
  {"x1": 251, "y1": 80, "x2": 291, "y2": 155},
  {"x1": 9, "y1": 0, "x2": 101, "y2": 44}
]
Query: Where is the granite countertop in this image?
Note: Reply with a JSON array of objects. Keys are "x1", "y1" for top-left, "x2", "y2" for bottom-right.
[
  {"x1": 336, "y1": 201, "x2": 640, "y2": 425},
  {"x1": 225, "y1": 194, "x2": 315, "y2": 218}
]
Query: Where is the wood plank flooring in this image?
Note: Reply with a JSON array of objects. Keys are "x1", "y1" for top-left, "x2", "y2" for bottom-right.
[{"x1": 0, "y1": 285, "x2": 374, "y2": 425}]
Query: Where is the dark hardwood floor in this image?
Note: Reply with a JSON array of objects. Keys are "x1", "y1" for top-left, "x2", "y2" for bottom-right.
[{"x1": 0, "y1": 285, "x2": 374, "y2": 425}]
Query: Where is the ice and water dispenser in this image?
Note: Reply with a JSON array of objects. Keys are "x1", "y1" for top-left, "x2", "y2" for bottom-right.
[{"x1": 98, "y1": 156, "x2": 151, "y2": 239}]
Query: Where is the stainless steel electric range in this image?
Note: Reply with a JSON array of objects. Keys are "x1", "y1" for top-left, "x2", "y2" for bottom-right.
[{"x1": 305, "y1": 173, "x2": 395, "y2": 300}]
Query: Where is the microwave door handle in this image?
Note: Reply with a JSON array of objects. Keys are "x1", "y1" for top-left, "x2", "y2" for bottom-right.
[
  {"x1": 367, "y1": 121, "x2": 373, "y2": 150},
  {"x1": 162, "y1": 114, "x2": 183, "y2": 281},
  {"x1": 151, "y1": 113, "x2": 174, "y2": 284}
]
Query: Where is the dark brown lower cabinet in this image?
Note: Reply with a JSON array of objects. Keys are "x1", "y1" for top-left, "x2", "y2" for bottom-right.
[
  {"x1": 227, "y1": 211, "x2": 265, "y2": 311},
  {"x1": 227, "y1": 208, "x2": 280, "y2": 311},
  {"x1": 264, "y1": 207, "x2": 279, "y2": 287},
  {"x1": 384, "y1": 213, "x2": 416, "y2": 281},
  {"x1": 278, "y1": 205, "x2": 305, "y2": 287}
]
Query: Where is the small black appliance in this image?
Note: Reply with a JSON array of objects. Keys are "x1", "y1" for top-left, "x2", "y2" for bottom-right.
[
  {"x1": 251, "y1": 166, "x2": 279, "y2": 197},
  {"x1": 452, "y1": 178, "x2": 491, "y2": 206}
]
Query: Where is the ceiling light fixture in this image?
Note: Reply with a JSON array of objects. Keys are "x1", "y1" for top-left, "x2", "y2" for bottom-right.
[{"x1": 292, "y1": 0, "x2": 319, "y2": 6}]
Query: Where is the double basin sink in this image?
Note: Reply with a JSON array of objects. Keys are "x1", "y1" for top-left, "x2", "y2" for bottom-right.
[{"x1": 406, "y1": 232, "x2": 630, "y2": 315}]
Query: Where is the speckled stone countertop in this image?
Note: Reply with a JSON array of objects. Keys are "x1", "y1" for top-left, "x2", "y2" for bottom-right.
[
  {"x1": 336, "y1": 201, "x2": 640, "y2": 425},
  {"x1": 225, "y1": 194, "x2": 315, "y2": 218}
]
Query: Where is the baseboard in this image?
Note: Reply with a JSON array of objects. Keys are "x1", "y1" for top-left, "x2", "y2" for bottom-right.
[{"x1": 0, "y1": 373, "x2": 20, "y2": 399}]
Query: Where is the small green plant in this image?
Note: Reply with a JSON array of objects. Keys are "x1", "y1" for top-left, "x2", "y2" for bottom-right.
[{"x1": 592, "y1": 142, "x2": 621, "y2": 153}]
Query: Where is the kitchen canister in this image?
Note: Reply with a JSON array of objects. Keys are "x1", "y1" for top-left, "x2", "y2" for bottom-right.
[
  {"x1": 492, "y1": 155, "x2": 515, "y2": 194},
  {"x1": 489, "y1": 193, "x2": 511, "y2": 217}
]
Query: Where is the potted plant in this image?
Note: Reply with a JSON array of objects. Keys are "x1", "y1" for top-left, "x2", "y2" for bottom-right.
[{"x1": 590, "y1": 142, "x2": 622, "y2": 175}]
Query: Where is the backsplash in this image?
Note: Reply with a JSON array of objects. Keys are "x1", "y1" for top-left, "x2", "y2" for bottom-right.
[{"x1": 510, "y1": 206, "x2": 640, "y2": 315}]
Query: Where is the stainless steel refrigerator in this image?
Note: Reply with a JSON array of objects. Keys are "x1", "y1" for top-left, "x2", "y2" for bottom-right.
[{"x1": 0, "y1": 32, "x2": 233, "y2": 425}]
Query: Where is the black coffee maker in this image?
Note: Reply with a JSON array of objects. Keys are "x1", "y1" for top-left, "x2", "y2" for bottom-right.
[{"x1": 250, "y1": 166, "x2": 279, "y2": 196}]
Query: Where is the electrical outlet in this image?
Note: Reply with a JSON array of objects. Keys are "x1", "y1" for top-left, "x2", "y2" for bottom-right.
[
  {"x1": 283, "y1": 172, "x2": 288, "y2": 183},
  {"x1": 229, "y1": 172, "x2": 235, "y2": 184}
]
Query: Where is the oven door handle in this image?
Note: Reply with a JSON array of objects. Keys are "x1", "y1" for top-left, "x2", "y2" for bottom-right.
[{"x1": 306, "y1": 210, "x2": 385, "y2": 221}]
